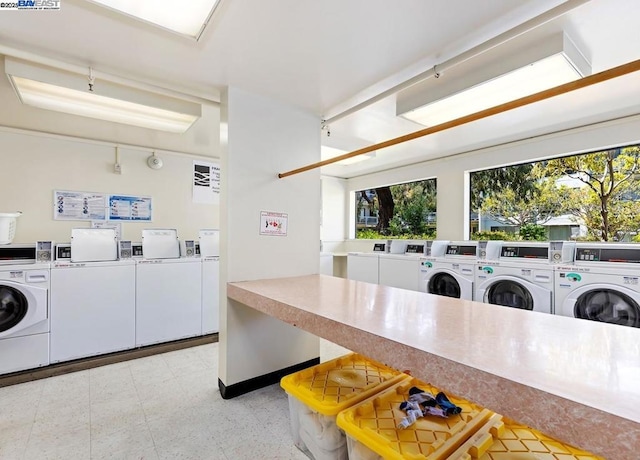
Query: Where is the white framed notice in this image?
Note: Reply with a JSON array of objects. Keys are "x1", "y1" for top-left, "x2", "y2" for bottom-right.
[
  {"x1": 260, "y1": 211, "x2": 288, "y2": 236},
  {"x1": 54, "y1": 190, "x2": 107, "y2": 221}
]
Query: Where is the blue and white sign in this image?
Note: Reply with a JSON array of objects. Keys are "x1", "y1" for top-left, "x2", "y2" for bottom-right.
[{"x1": 109, "y1": 195, "x2": 152, "y2": 221}]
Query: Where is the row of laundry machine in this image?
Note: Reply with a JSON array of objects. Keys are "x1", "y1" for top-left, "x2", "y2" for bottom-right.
[
  {"x1": 347, "y1": 239, "x2": 640, "y2": 329},
  {"x1": 0, "y1": 228, "x2": 220, "y2": 376}
]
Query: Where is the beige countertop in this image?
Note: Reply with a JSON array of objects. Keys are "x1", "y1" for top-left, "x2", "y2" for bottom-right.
[{"x1": 227, "y1": 274, "x2": 640, "y2": 459}]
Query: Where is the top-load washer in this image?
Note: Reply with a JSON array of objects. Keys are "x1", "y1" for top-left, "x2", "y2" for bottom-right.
[
  {"x1": 346, "y1": 242, "x2": 387, "y2": 284},
  {"x1": 135, "y1": 229, "x2": 202, "y2": 346},
  {"x1": 420, "y1": 240, "x2": 477, "y2": 300},
  {"x1": 555, "y1": 243, "x2": 640, "y2": 328},
  {"x1": 50, "y1": 228, "x2": 136, "y2": 363},
  {"x1": 200, "y1": 229, "x2": 219, "y2": 334},
  {"x1": 378, "y1": 240, "x2": 428, "y2": 291},
  {"x1": 0, "y1": 242, "x2": 52, "y2": 375},
  {"x1": 475, "y1": 241, "x2": 573, "y2": 314}
]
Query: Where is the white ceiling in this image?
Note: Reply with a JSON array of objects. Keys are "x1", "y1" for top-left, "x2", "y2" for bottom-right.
[{"x1": 0, "y1": 0, "x2": 638, "y2": 179}]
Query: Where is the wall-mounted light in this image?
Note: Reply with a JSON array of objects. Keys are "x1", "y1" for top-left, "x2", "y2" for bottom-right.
[
  {"x1": 397, "y1": 33, "x2": 591, "y2": 127},
  {"x1": 5, "y1": 57, "x2": 201, "y2": 133}
]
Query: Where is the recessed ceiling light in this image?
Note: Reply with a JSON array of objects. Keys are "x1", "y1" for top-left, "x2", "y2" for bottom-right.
[{"x1": 87, "y1": 0, "x2": 221, "y2": 39}]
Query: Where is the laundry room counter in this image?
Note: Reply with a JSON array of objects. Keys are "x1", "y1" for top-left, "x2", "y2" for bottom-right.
[{"x1": 227, "y1": 274, "x2": 640, "y2": 460}]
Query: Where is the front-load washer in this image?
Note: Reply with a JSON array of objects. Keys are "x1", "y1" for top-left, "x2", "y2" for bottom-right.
[
  {"x1": 421, "y1": 241, "x2": 476, "y2": 300},
  {"x1": 378, "y1": 241, "x2": 426, "y2": 291},
  {"x1": 555, "y1": 243, "x2": 640, "y2": 328},
  {"x1": 0, "y1": 243, "x2": 52, "y2": 375},
  {"x1": 476, "y1": 241, "x2": 575, "y2": 314},
  {"x1": 346, "y1": 242, "x2": 387, "y2": 284},
  {"x1": 50, "y1": 229, "x2": 136, "y2": 363},
  {"x1": 200, "y1": 229, "x2": 219, "y2": 334},
  {"x1": 135, "y1": 229, "x2": 202, "y2": 346}
]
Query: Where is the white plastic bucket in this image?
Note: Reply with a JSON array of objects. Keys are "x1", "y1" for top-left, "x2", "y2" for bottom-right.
[{"x1": 0, "y1": 212, "x2": 22, "y2": 244}]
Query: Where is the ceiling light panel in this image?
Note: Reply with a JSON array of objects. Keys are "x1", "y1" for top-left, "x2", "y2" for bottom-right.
[
  {"x1": 321, "y1": 146, "x2": 376, "y2": 165},
  {"x1": 87, "y1": 0, "x2": 221, "y2": 39},
  {"x1": 398, "y1": 33, "x2": 591, "y2": 127},
  {"x1": 5, "y1": 57, "x2": 201, "y2": 133}
]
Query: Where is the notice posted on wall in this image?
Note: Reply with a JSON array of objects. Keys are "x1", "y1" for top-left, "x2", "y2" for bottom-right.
[
  {"x1": 54, "y1": 190, "x2": 107, "y2": 221},
  {"x1": 109, "y1": 195, "x2": 152, "y2": 221},
  {"x1": 193, "y1": 160, "x2": 221, "y2": 204},
  {"x1": 260, "y1": 211, "x2": 288, "y2": 236}
]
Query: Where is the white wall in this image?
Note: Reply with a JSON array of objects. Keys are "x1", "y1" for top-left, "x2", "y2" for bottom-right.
[
  {"x1": 345, "y1": 114, "x2": 640, "y2": 240},
  {"x1": 219, "y1": 87, "x2": 320, "y2": 389},
  {"x1": 0, "y1": 129, "x2": 218, "y2": 243}
]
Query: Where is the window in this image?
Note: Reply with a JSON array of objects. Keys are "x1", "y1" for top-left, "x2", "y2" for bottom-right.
[
  {"x1": 469, "y1": 144, "x2": 640, "y2": 242},
  {"x1": 355, "y1": 179, "x2": 437, "y2": 239}
]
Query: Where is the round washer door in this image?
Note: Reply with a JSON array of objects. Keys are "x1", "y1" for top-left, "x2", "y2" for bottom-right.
[
  {"x1": 478, "y1": 276, "x2": 552, "y2": 313},
  {"x1": 427, "y1": 272, "x2": 461, "y2": 298},
  {"x1": 486, "y1": 280, "x2": 533, "y2": 310},
  {"x1": 0, "y1": 280, "x2": 47, "y2": 338},
  {"x1": 0, "y1": 285, "x2": 28, "y2": 334},
  {"x1": 573, "y1": 287, "x2": 640, "y2": 328}
]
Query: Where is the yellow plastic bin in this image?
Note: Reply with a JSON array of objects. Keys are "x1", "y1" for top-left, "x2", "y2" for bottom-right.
[
  {"x1": 446, "y1": 413, "x2": 605, "y2": 460},
  {"x1": 336, "y1": 377, "x2": 495, "y2": 460},
  {"x1": 280, "y1": 353, "x2": 407, "y2": 460}
]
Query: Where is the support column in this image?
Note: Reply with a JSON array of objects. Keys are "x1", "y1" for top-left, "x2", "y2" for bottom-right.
[
  {"x1": 436, "y1": 169, "x2": 467, "y2": 240},
  {"x1": 218, "y1": 87, "x2": 321, "y2": 398}
]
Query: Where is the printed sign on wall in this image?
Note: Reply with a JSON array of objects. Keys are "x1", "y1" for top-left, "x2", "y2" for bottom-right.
[
  {"x1": 109, "y1": 195, "x2": 152, "y2": 221},
  {"x1": 54, "y1": 190, "x2": 107, "y2": 221},
  {"x1": 193, "y1": 160, "x2": 221, "y2": 204},
  {"x1": 260, "y1": 211, "x2": 288, "y2": 236}
]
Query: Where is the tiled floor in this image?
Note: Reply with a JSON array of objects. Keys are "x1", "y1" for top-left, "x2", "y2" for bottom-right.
[{"x1": 0, "y1": 340, "x2": 351, "y2": 460}]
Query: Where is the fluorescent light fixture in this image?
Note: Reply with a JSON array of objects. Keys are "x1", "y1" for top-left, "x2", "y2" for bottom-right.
[
  {"x1": 5, "y1": 58, "x2": 201, "y2": 133},
  {"x1": 321, "y1": 146, "x2": 376, "y2": 166},
  {"x1": 398, "y1": 33, "x2": 591, "y2": 127},
  {"x1": 87, "y1": 0, "x2": 221, "y2": 39}
]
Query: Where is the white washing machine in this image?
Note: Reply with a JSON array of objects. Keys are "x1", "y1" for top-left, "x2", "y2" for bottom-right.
[
  {"x1": 346, "y1": 242, "x2": 387, "y2": 284},
  {"x1": 50, "y1": 229, "x2": 136, "y2": 363},
  {"x1": 200, "y1": 229, "x2": 219, "y2": 334},
  {"x1": 0, "y1": 242, "x2": 52, "y2": 375},
  {"x1": 555, "y1": 243, "x2": 640, "y2": 328},
  {"x1": 135, "y1": 229, "x2": 202, "y2": 346},
  {"x1": 378, "y1": 241, "x2": 427, "y2": 291},
  {"x1": 476, "y1": 241, "x2": 575, "y2": 314},
  {"x1": 421, "y1": 241, "x2": 476, "y2": 300}
]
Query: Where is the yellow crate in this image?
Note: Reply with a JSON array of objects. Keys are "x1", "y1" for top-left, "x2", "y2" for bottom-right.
[
  {"x1": 280, "y1": 353, "x2": 406, "y2": 415},
  {"x1": 447, "y1": 413, "x2": 605, "y2": 460},
  {"x1": 336, "y1": 377, "x2": 495, "y2": 460},
  {"x1": 281, "y1": 353, "x2": 406, "y2": 460}
]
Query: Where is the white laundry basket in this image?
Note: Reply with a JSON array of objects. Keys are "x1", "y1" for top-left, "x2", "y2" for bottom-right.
[{"x1": 0, "y1": 212, "x2": 22, "y2": 244}]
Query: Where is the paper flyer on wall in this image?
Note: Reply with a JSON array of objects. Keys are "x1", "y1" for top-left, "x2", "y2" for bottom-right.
[
  {"x1": 54, "y1": 190, "x2": 107, "y2": 221},
  {"x1": 260, "y1": 211, "x2": 288, "y2": 236},
  {"x1": 193, "y1": 160, "x2": 221, "y2": 204}
]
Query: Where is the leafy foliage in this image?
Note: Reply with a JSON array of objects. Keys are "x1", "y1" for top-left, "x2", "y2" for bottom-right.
[
  {"x1": 518, "y1": 224, "x2": 547, "y2": 241},
  {"x1": 538, "y1": 146, "x2": 640, "y2": 241},
  {"x1": 471, "y1": 230, "x2": 516, "y2": 241}
]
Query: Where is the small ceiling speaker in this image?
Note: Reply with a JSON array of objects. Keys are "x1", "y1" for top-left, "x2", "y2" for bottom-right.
[{"x1": 147, "y1": 152, "x2": 163, "y2": 170}]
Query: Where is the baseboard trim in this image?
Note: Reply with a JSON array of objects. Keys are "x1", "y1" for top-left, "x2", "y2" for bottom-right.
[
  {"x1": 0, "y1": 333, "x2": 218, "y2": 388},
  {"x1": 218, "y1": 357, "x2": 320, "y2": 399}
]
